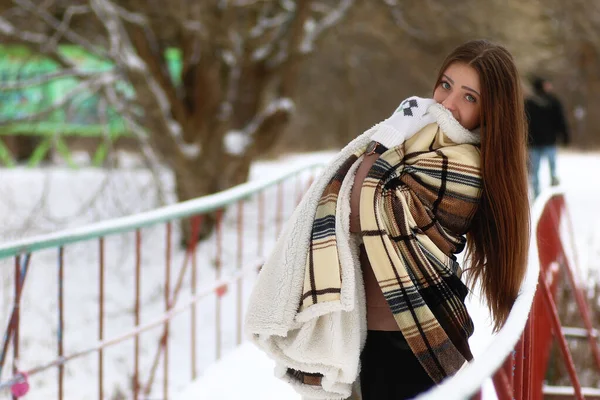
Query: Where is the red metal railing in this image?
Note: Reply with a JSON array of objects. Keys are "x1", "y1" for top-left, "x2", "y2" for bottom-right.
[
  {"x1": 419, "y1": 189, "x2": 599, "y2": 400},
  {"x1": 0, "y1": 163, "x2": 321, "y2": 399},
  {"x1": 492, "y1": 191, "x2": 600, "y2": 400}
]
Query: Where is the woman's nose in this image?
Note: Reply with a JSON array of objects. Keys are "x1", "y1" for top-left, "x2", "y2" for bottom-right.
[{"x1": 442, "y1": 94, "x2": 457, "y2": 111}]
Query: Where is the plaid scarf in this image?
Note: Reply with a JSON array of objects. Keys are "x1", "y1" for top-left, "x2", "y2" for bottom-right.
[{"x1": 300, "y1": 119, "x2": 482, "y2": 383}]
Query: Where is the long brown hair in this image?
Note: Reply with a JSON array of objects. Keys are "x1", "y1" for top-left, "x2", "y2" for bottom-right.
[{"x1": 433, "y1": 40, "x2": 530, "y2": 331}]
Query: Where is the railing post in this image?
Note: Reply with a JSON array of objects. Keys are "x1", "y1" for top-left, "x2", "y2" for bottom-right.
[
  {"x1": 164, "y1": 222, "x2": 172, "y2": 400},
  {"x1": 57, "y1": 247, "x2": 64, "y2": 400},
  {"x1": 190, "y1": 216, "x2": 201, "y2": 380},
  {"x1": 13, "y1": 256, "x2": 21, "y2": 400},
  {"x1": 514, "y1": 336, "x2": 524, "y2": 399},
  {"x1": 492, "y1": 367, "x2": 513, "y2": 400},
  {"x1": 215, "y1": 209, "x2": 224, "y2": 361},
  {"x1": 143, "y1": 216, "x2": 203, "y2": 397},
  {"x1": 134, "y1": 230, "x2": 141, "y2": 399},
  {"x1": 236, "y1": 200, "x2": 244, "y2": 346},
  {"x1": 538, "y1": 270, "x2": 584, "y2": 399},
  {"x1": 522, "y1": 318, "x2": 533, "y2": 400},
  {"x1": 556, "y1": 249, "x2": 600, "y2": 372},
  {"x1": 0, "y1": 254, "x2": 30, "y2": 387},
  {"x1": 98, "y1": 238, "x2": 105, "y2": 400}
]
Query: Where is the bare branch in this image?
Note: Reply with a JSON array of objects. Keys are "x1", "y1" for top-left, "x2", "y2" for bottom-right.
[
  {"x1": 251, "y1": 13, "x2": 292, "y2": 63},
  {"x1": 242, "y1": 97, "x2": 294, "y2": 136},
  {"x1": 89, "y1": 0, "x2": 139, "y2": 66},
  {"x1": 380, "y1": 0, "x2": 432, "y2": 42},
  {"x1": 0, "y1": 73, "x2": 116, "y2": 126},
  {"x1": 13, "y1": 0, "x2": 108, "y2": 59},
  {"x1": 109, "y1": 3, "x2": 148, "y2": 26},
  {"x1": 250, "y1": 11, "x2": 290, "y2": 39},
  {"x1": 102, "y1": 85, "x2": 167, "y2": 168},
  {"x1": 230, "y1": 0, "x2": 269, "y2": 6},
  {"x1": 245, "y1": 2, "x2": 295, "y2": 64},
  {"x1": 223, "y1": 97, "x2": 294, "y2": 156},
  {"x1": 90, "y1": 0, "x2": 200, "y2": 159},
  {"x1": 219, "y1": 29, "x2": 244, "y2": 121},
  {"x1": 0, "y1": 15, "x2": 48, "y2": 44},
  {"x1": 0, "y1": 69, "x2": 98, "y2": 90},
  {"x1": 0, "y1": 18, "x2": 83, "y2": 70},
  {"x1": 300, "y1": 0, "x2": 354, "y2": 54},
  {"x1": 46, "y1": 4, "x2": 92, "y2": 50}
]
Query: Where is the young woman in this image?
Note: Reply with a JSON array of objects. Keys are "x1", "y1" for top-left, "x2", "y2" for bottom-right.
[{"x1": 245, "y1": 39, "x2": 530, "y2": 400}]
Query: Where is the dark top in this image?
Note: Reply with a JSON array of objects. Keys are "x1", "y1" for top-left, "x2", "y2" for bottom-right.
[{"x1": 525, "y1": 94, "x2": 570, "y2": 147}]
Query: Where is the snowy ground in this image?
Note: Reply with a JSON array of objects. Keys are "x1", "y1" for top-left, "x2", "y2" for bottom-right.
[{"x1": 0, "y1": 149, "x2": 598, "y2": 399}]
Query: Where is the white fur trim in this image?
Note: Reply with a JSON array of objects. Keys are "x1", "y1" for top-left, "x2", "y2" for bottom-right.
[{"x1": 428, "y1": 103, "x2": 481, "y2": 145}]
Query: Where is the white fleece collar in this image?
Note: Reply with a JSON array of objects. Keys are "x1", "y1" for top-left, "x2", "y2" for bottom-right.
[{"x1": 428, "y1": 103, "x2": 481, "y2": 145}]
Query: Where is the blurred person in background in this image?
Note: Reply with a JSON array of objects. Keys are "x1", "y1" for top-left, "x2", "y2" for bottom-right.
[
  {"x1": 246, "y1": 40, "x2": 530, "y2": 400},
  {"x1": 525, "y1": 76, "x2": 570, "y2": 198}
]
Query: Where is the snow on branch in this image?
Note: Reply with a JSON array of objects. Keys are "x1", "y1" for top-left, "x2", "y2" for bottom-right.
[
  {"x1": 0, "y1": 72, "x2": 116, "y2": 126},
  {"x1": 250, "y1": 13, "x2": 290, "y2": 39},
  {"x1": 0, "y1": 69, "x2": 99, "y2": 90},
  {"x1": 224, "y1": 130, "x2": 251, "y2": 155},
  {"x1": 250, "y1": 5, "x2": 293, "y2": 62},
  {"x1": 145, "y1": 78, "x2": 201, "y2": 158},
  {"x1": 219, "y1": 30, "x2": 244, "y2": 121},
  {"x1": 242, "y1": 97, "x2": 294, "y2": 137},
  {"x1": 300, "y1": 0, "x2": 354, "y2": 54},
  {"x1": 89, "y1": 0, "x2": 142, "y2": 69},
  {"x1": 225, "y1": 98, "x2": 295, "y2": 156},
  {"x1": 279, "y1": 0, "x2": 296, "y2": 12}
]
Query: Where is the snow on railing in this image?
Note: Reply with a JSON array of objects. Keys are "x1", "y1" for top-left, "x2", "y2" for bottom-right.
[{"x1": 0, "y1": 160, "x2": 324, "y2": 258}]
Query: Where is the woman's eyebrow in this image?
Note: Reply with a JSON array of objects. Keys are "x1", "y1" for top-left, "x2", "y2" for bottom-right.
[
  {"x1": 443, "y1": 74, "x2": 454, "y2": 84},
  {"x1": 462, "y1": 86, "x2": 481, "y2": 97}
]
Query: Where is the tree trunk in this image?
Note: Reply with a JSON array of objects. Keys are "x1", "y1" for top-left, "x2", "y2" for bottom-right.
[{"x1": 174, "y1": 150, "x2": 252, "y2": 246}]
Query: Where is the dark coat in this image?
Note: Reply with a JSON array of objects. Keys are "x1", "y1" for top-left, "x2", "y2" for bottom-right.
[{"x1": 525, "y1": 94, "x2": 570, "y2": 147}]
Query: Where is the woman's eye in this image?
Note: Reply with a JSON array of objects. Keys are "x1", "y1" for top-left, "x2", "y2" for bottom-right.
[
  {"x1": 441, "y1": 81, "x2": 451, "y2": 90},
  {"x1": 466, "y1": 94, "x2": 476, "y2": 103}
]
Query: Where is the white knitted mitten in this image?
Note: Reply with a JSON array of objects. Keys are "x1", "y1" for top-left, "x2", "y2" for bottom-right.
[{"x1": 370, "y1": 96, "x2": 436, "y2": 149}]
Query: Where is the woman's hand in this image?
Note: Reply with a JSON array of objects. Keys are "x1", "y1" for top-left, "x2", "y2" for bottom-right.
[{"x1": 371, "y1": 97, "x2": 436, "y2": 147}]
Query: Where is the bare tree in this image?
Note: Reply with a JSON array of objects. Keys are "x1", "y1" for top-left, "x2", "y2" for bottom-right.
[{"x1": 0, "y1": 0, "x2": 355, "y2": 238}]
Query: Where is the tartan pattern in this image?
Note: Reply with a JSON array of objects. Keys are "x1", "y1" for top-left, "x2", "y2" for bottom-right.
[
  {"x1": 301, "y1": 124, "x2": 482, "y2": 383},
  {"x1": 300, "y1": 149, "x2": 364, "y2": 307}
]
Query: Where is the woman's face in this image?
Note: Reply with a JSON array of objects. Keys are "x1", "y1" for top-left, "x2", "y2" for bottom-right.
[{"x1": 433, "y1": 62, "x2": 481, "y2": 130}]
